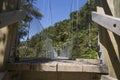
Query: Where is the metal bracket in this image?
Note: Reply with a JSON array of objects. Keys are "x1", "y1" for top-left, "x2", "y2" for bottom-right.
[
  {"x1": 0, "y1": 10, "x2": 26, "y2": 28},
  {"x1": 92, "y1": 11, "x2": 120, "y2": 36}
]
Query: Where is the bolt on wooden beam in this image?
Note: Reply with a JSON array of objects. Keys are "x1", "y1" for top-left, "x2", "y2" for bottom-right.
[{"x1": 92, "y1": 11, "x2": 120, "y2": 36}]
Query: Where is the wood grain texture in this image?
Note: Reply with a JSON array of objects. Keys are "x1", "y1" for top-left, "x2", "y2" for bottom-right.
[
  {"x1": 0, "y1": 10, "x2": 26, "y2": 28},
  {"x1": 92, "y1": 11, "x2": 120, "y2": 36},
  {"x1": 6, "y1": 59, "x2": 108, "y2": 73},
  {"x1": 96, "y1": 0, "x2": 120, "y2": 79}
]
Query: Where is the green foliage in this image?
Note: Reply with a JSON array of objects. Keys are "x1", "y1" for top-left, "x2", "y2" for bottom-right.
[
  {"x1": 17, "y1": 0, "x2": 43, "y2": 57},
  {"x1": 18, "y1": 0, "x2": 43, "y2": 39},
  {"x1": 19, "y1": 0, "x2": 99, "y2": 59}
]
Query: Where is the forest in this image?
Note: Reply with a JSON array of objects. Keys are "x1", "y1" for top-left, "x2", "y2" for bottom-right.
[{"x1": 19, "y1": 0, "x2": 99, "y2": 59}]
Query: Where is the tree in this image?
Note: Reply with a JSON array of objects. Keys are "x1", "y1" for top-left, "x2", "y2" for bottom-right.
[
  {"x1": 18, "y1": 0, "x2": 42, "y2": 58},
  {"x1": 19, "y1": 0, "x2": 99, "y2": 59},
  {"x1": 19, "y1": 0, "x2": 42, "y2": 39}
]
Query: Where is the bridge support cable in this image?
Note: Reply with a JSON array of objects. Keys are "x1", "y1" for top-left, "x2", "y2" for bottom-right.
[
  {"x1": 49, "y1": 0, "x2": 53, "y2": 26},
  {"x1": 87, "y1": 0, "x2": 101, "y2": 59},
  {"x1": 35, "y1": 0, "x2": 57, "y2": 59},
  {"x1": 87, "y1": 0, "x2": 92, "y2": 48}
]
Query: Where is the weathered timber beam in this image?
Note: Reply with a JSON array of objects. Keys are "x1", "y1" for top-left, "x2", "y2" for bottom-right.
[
  {"x1": 6, "y1": 59, "x2": 108, "y2": 73},
  {"x1": 101, "y1": 75, "x2": 118, "y2": 80},
  {"x1": 0, "y1": 10, "x2": 26, "y2": 28},
  {"x1": 0, "y1": 72, "x2": 7, "y2": 80},
  {"x1": 92, "y1": 11, "x2": 120, "y2": 36}
]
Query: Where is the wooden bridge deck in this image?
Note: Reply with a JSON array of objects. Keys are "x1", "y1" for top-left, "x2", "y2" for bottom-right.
[{"x1": 7, "y1": 59, "x2": 108, "y2": 74}]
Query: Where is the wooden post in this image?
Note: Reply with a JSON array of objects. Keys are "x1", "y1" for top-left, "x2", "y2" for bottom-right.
[
  {"x1": 96, "y1": 0, "x2": 120, "y2": 79},
  {"x1": 0, "y1": 0, "x2": 21, "y2": 70}
]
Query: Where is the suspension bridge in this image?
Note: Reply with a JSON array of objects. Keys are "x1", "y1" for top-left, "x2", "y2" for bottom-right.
[{"x1": 0, "y1": 0, "x2": 120, "y2": 80}]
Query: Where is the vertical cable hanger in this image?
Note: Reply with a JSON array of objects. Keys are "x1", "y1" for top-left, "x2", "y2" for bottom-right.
[
  {"x1": 68, "y1": 0, "x2": 73, "y2": 41},
  {"x1": 37, "y1": 0, "x2": 54, "y2": 58},
  {"x1": 24, "y1": 0, "x2": 31, "y2": 57},
  {"x1": 70, "y1": 0, "x2": 74, "y2": 34},
  {"x1": 49, "y1": 0, "x2": 53, "y2": 26},
  {"x1": 76, "y1": 0, "x2": 79, "y2": 31},
  {"x1": 15, "y1": 0, "x2": 23, "y2": 60},
  {"x1": 27, "y1": 0, "x2": 32, "y2": 42},
  {"x1": 69, "y1": 0, "x2": 74, "y2": 43},
  {"x1": 37, "y1": 0, "x2": 48, "y2": 57},
  {"x1": 27, "y1": 21, "x2": 30, "y2": 41},
  {"x1": 75, "y1": 0, "x2": 79, "y2": 48},
  {"x1": 88, "y1": 0, "x2": 92, "y2": 47},
  {"x1": 24, "y1": 21, "x2": 30, "y2": 57}
]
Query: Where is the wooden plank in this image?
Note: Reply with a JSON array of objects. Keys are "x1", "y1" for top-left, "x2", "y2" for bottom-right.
[
  {"x1": 92, "y1": 11, "x2": 120, "y2": 36},
  {"x1": 6, "y1": 60, "x2": 108, "y2": 73},
  {"x1": 101, "y1": 75, "x2": 118, "y2": 80},
  {"x1": 58, "y1": 63, "x2": 82, "y2": 72},
  {"x1": 30, "y1": 62, "x2": 57, "y2": 72},
  {"x1": 82, "y1": 65, "x2": 108, "y2": 73},
  {"x1": 96, "y1": 0, "x2": 120, "y2": 79},
  {"x1": 7, "y1": 62, "x2": 57, "y2": 72},
  {"x1": 0, "y1": 72, "x2": 7, "y2": 80},
  {"x1": 0, "y1": 10, "x2": 26, "y2": 28}
]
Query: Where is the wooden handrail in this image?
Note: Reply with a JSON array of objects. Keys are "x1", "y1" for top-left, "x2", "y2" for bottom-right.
[
  {"x1": 92, "y1": 11, "x2": 120, "y2": 36},
  {"x1": 0, "y1": 10, "x2": 26, "y2": 28}
]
